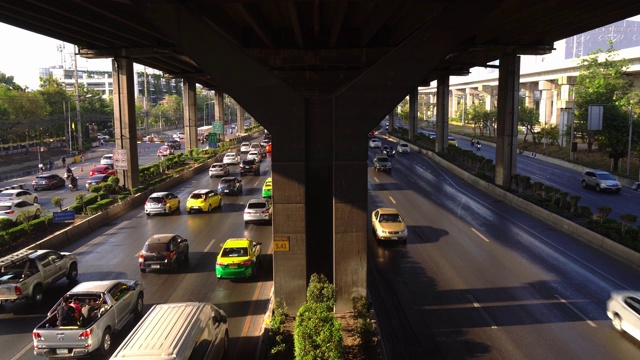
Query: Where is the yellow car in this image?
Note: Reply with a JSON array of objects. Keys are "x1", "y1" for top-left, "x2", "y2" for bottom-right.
[
  {"x1": 185, "y1": 189, "x2": 222, "y2": 214},
  {"x1": 216, "y1": 238, "x2": 262, "y2": 279},
  {"x1": 371, "y1": 208, "x2": 408, "y2": 243},
  {"x1": 262, "y1": 177, "x2": 272, "y2": 198}
]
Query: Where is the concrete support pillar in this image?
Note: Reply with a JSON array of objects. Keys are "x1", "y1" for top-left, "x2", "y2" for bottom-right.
[
  {"x1": 183, "y1": 79, "x2": 198, "y2": 150},
  {"x1": 495, "y1": 53, "x2": 520, "y2": 188},
  {"x1": 556, "y1": 76, "x2": 577, "y2": 147},
  {"x1": 408, "y1": 88, "x2": 418, "y2": 139},
  {"x1": 238, "y1": 106, "x2": 246, "y2": 134},
  {"x1": 435, "y1": 75, "x2": 450, "y2": 153},
  {"x1": 539, "y1": 80, "x2": 555, "y2": 128},
  {"x1": 523, "y1": 83, "x2": 536, "y2": 108},
  {"x1": 215, "y1": 92, "x2": 225, "y2": 142},
  {"x1": 112, "y1": 58, "x2": 140, "y2": 189}
]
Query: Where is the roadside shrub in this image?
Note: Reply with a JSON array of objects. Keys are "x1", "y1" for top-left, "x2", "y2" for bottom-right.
[
  {"x1": 118, "y1": 193, "x2": 130, "y2": 202},
  {"x1": 86, "y1": 198, "x2": 115, "y2": 216},
  {"x1": 306, "y1": 273, "x2": 335, "y2": 311},
  {"x1": 353, "y1": 295, "x2": 377, "y2": 359},
  {"x1": 51, "y1": 197, "x2": 64, "y2": 211},
  {"x1": 294, "y1": 303, "x2": 343, "y2": 360},
  {"x1": 268, "y1": 298, "x2": 291, "y2": 359},
  {"x1": 0, "y1": 218, "x2": 15, "y2": 232}
]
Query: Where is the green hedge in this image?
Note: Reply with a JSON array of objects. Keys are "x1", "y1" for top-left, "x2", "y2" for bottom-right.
[{"x1": 86, "y1": 198, "x2": 116, "y2": 216}]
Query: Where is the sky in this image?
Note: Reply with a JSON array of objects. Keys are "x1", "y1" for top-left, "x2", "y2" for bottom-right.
[{"x1": 2, "y1": 14, "x2": 640, "y2": 90}]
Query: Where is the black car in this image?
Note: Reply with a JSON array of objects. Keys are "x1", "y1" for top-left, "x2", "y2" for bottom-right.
[
  {"x1": 86, "y1": 174, "x2": 112, "y2": 189},
  {"x1": 165, "y1": 139, "x2": 181, "y2": 150},
  {"x1": 239, "y1": 158, "x2": 260, "y2": 176},
  {"x1": 32, "y1": 174, "x2": 66, "y2": 191},
  {"x1": 217, "y1": 177, "x2": 243, "y2": 195},
  {"x1": 139, "y1": 234, "x2": 189, "y2": 273},
  {"x1": 381, "y1": 145, "x2": 395, "y2": 157}
]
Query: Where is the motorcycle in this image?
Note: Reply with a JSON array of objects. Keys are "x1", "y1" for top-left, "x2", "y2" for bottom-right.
[
  {"x1": 476, "y1": 143, "x2": 482, "y2": 151},
  {"x1": 69, "y1": 176, "x2": 79, "y2": 191}
]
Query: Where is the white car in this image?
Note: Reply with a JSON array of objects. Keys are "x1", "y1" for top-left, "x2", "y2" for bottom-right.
[
  {"x1": 607, "y1": 291, "x2": 640, "y2": 342},
  {"x1": 100, "y1": 154, "x2": 114, "y2": 165},
  {"x1": 0, "y1": 200, "x2": 42, "y2": 222},
  {"x1": 173, "y1": 132, "x2": 185, "y2": 140},
  {"x1": 240, "y1": 142, "x2": 251, "y2": 153},
  {"x1": 0, "y1": 189, "x2": 38, "y2": 204},
  {"x1": 397, "y1": 143, "x2": 410, "y2": 153},
  {"x1": 369, "y1": 138, "x2": 381, "y2": 148},
  {"x1": 246, "y1": 150, "x2": 262, "y2": 163},
  {"x1": 223, "y1": 152, "x2": 240, "y2": 165}
]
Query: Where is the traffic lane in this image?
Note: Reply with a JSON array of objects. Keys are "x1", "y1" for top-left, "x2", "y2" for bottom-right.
[
  {"x1": 453, "y1": 136, "x2": 639, "y2": 219},
  {"x1": 1, "y1": 143, "x2": 179, "y2": 214},
  {"x1": 368, "y1": 145, "x2": 640, "y2": 358},
  {"x1": 3, "y1": 160, "x2": 273, "y2": 360}
]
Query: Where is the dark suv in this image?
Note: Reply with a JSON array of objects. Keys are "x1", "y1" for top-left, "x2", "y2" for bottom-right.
[
  {"x1": 240, "y1": 158, "x2": 260, "y2": 176},
  {"x1": 139, "y1": 234, "x2": 189, "y2": 273}
]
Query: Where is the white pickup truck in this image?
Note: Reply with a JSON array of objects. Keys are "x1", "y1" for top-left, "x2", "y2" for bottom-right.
[
  {"x1": 32, "y1": 279, "x2": 144, "y2": 358},
  {"x1": 0, "y1": 249, "x2": 78, "y2": 305}
]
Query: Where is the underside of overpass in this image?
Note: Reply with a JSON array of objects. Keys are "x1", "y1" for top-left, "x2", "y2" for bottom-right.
[{"x1": 3, "y1": 1, "x2": 640, "y2": 313}]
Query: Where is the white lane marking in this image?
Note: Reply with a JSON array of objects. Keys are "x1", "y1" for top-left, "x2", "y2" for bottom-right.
[
  {"x1": 471, "y1": 227, "x2": 490, "y2": 242},
  {"x1": 468, "y1": 295, "x2": 497, "y2": 329},
  {"x1": 204, "y1": 238, "x2": 218, "y2": 253},
  {"x1": 555, "y1": 294, "x2": 597, "y2": 327},
  {"x1": 389, "y1": 196, "x2": 397, "y2": 204},
  {"x1": 10, "y1": 343, "x2": 32, "y2": 360}
]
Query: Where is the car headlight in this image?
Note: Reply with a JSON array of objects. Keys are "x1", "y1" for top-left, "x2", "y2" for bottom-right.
[{"x1": 400, "y1": 229, "x2": 408, "y2": 235}]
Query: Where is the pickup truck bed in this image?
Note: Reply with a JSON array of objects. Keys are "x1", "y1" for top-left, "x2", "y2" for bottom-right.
[{"x1": 32, "y1": 280, "x2": 144, "y2": 358}]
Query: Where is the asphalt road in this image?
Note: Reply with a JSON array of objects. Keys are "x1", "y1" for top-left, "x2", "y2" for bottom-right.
[
  {"x1": 451, "y1": 135, "x2": 640, "y2": 220},
  {"x1": 367, "y1": 136, "x2": 640, "y2": 359},
  {"x1": 1, "y1": 146, "x2": 273, "y2": 360}
]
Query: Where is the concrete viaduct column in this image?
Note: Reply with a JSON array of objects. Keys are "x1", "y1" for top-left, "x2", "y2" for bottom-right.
[
  {"x1": 495, "y1": 53, "x2": 521, "y2": 188},
  {"x1": 523, "y1": 83, "x2": 537, "y2": 108},
  {"x1": 112, "y1": 58, "x2": 140, "y2": 189},
  {"x1": 435, "y1": 75, "x2": 450, "y2": 154},
  {"x1": 539, "y1": 80, "x2": 555, "y2": 129},
  {"x1": 408, "y1": 88, "x2": 418, "y2": 139},
  {"x1": 237, "y1": 106, "x2": 246, "y2": 134},
  {"x1": 183, "y1": 79, "x2": 198, "y2": 151},
  {"x1": 214, "y1": 92, "x2": 225, "y2": 142},
  {"x1": 556, "y1": 76, "x2": 577, "y2": 147}
]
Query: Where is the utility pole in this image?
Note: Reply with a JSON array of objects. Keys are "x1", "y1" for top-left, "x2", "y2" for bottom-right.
[{"x1": 73, "y1": 45, "x2": 82, "y2": 151}]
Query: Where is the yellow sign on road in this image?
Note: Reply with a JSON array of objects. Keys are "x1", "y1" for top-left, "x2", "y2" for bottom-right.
[{"x1": 274, "y1": 236, "x2": 290, "y2": 252}]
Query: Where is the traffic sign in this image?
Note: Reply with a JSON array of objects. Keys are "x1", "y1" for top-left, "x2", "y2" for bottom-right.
[
  {"x1": 113, "y1": 149, "x2": 128, "y2": 170},
  {"x1": 274, "y1": 236, "x2": 290, "y2": 252},
  {"x1": 213, "y1": 121, "x2": 223, "y2": 134},
  {"x1": 53, "y1": 210, "x2": 75, "y2": 222}
]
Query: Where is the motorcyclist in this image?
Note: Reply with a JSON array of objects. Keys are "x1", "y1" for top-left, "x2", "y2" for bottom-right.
[
  {"x1": 65, "y1": 165, "x2": 74, "y2": 179},
  {"x1": 69, "y1": 175, "x2": 78, "y2": 190}
]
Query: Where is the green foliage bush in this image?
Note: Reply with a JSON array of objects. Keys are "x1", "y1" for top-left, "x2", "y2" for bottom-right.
[
  {"x1": 86, "y1": 198, "x2": 115, "y2": 216},
  {"x1": 352, "y1": 295, "x2": 377, "y2": 359},
  {"x1": 306, "y1": 273, "x2": 336, "y2": 311},
  {"x1": 294, "y1": 303, "x2": 343, "y2": 360},
  {"x1": 0, "y1": 218, "x2": 15, "y2": 232},
  {"x1": 268, "y1": 298, "x2": 291, "y2": 359}
]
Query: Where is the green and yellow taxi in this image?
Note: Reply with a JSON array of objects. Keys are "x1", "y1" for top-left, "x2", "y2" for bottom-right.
[
  {"x1": 216, "y1": 238, "x2": 262, "y2": 279},
  {"x1": 262, "y1": 177, "x2": 272, "y2": 198},
  {"x1": 185, "y1": 189, "x2": 222, "y2": 214}
]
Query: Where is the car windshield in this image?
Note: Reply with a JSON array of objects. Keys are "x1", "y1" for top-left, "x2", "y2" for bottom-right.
[
  {"x1": 596, "y1": 173, "x2": 616, "y2": 181},
  {"x1": 220, "y1": 179, "x2": 235, "y2": 185},
  {"x1": 247, "y1": 202, "x2": 268, "y2": 209},
  {"x1": 144, "y1": 243, "x2": 168, "y2": 253},
  {"x1": 221, "y1": 247, "x2": 248, "y2": 257},
  {"x1": 379, "y1": 214, "x2": 401, "y2": 222},
  {"x1": 377, "y1": 157, "x2": 389, "y2": 162},
  {"x1": 147, "y1": 197, "x2": 165, "y2": 204},
  {"x1": 212, "y1": 164, "x2": 224, "y2": 169},
  {"x1": 189, "y1": 193, "x2": 205, "y2": 199},
  {"x1": 225, "y1": 154, "x2": 235, "y2": 158}
]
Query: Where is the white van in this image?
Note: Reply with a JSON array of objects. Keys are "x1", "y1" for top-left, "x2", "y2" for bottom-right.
[{"x1": 110, "y1": 302, "x2": 228, "y2": 360}]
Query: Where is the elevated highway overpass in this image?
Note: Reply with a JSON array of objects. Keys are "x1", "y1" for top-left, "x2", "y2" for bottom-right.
[{"x1": 2, "y1": 0, "x2": 640, "y2": 313}]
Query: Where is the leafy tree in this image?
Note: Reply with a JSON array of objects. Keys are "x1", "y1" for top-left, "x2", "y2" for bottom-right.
[
  {"x1": 574, "y1": 41, "x2": 635, "y2": 171},
  {"x1": 518, "y1": 103, "x2": 540, "y2": 144}
]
